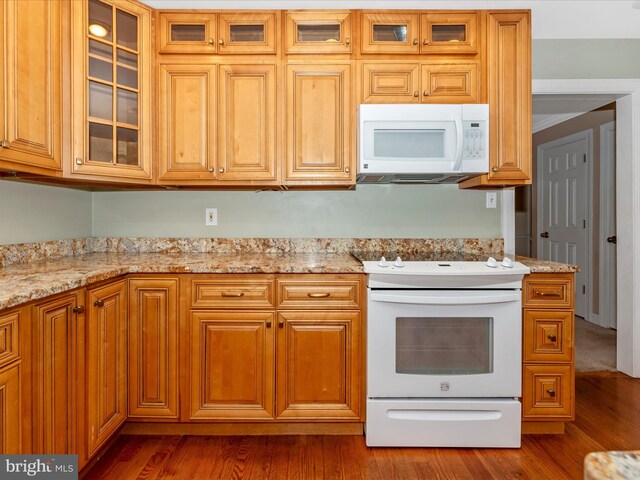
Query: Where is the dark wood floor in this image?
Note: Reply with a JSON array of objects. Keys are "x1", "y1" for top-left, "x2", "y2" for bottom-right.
[{"x1": 85, "y1": 373, "x2": 640, "y2": 480}]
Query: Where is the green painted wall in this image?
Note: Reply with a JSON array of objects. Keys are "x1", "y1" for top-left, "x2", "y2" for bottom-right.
[
  {"x1": 0, "y1": 180, "x2": 92, "y2": 244},
  {"x1": 91, "y1": 185, "x2": 502, "y2": 238},
  {"x1": 532, "y1": 39, "x2": 640, "y2": 79}
]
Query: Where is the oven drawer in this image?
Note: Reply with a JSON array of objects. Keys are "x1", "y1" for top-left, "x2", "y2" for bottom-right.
[
  {"x1": 523, "y1": 275, "x2": 573, "y2": 308},
  {"x1": 523, "y1": 310, "x2": 573, "y2": 363},
  {"x1": 190, "y1": 275, "x2": 275, "y2": 308},
  {"x1": 522, "y1": 365, "x2": 574, "y2": 419},
  {"x1": 277, "y1": 276, "x2": 361, "y2": 308},
  {"x1": 366, "y1": 398, "x2": 521, "y2": 447}
]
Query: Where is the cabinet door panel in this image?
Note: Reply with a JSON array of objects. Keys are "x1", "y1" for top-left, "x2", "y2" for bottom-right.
[
  {"x1": 218, "y1": 13, "x2": 277, "y2": 54},
  {"x1": 522, "y1": 365, "x2": 574, "y2": 419},
  {"x1": 190, "y1": 311, "x2": 275, "y2": 420},
  {"x1": 360, "y1": 12, "x2": 420, "y2": 54},
  {"x1": 285, "y1": 64, "x2": 352, "y2": 183},
  {"x1": 158, "y1": 63, "x2": 217, "y2": 181},
  {"x1": 421, "y1": 63, "x2": 479, "y2": 103},
  {"x1": 128, "y1": 278, "x2": 179, "y2": 419},
  {"x1": 361, "y1": 63, "x2": 420, "y2": 104},
  {"x1": 486, "y1": 12, "x2": 531, "y2": 181},
  {"x1": 0, "y1": 0, "x2": 60, "y2": 172},
  {"x1": 285, "y1": 13, "x2": 352, "y2": 54},
  {"x1": 276, "y1": 311, "x2": 360, "y2": 420},
  {"x1": 524, "y1": 310, "x2": 573, "y2": 363},
  {"x1": 218, "y1": 64, "x2": 277, "y2": 181},
  {"x1": 420, "y1": 12, "x2": 478, "y2": 54},
  {"x1": 86, "y1": 280, "x2": 127, "y2": 456},
  {"x1": 0, "y1": 362, "x2": 21, "y2": 454},
  {"x1": 158, "y1": 13, "x2": 217, "y2": 54},
  {"x1": 32, "y1": 293, "x2": 82, "y2": 455}
]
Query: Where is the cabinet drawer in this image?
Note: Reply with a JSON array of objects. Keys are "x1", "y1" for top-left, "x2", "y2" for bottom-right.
[
  {"x1": 523, "y1": 310, "x2": 573, "y2": 363},
  {"x1": 522, "y1": 365, "x2": 574, "y2": 419},
  {"x1": 523, "y1": 275, "x2": 573, "y2": 308},
  {"x1": 277, "y1": 276, "x2": 361, "y2": 308},
  {"x1": 0, "y1": 309, "x2": 21, "y2": 368},
  {"x1": 191, "y1": 276, "x2": 275, "y2": 308}
]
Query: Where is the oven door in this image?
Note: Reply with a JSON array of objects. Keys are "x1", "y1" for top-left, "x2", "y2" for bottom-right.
[{"x1": 367, "y1": 289, "x2": 522, "y2": 398}]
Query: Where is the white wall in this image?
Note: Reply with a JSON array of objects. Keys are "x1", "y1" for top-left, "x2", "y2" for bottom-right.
[
  {"x1": 92, "y1": 185, "x2": 501, "y2": 238},
  {"x1": 0, "y1": 180, "x2": 92, "y2": 244}
]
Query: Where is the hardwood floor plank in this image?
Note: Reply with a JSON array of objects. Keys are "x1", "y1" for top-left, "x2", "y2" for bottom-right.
[{"x1": 82, "y1": 373, "x2": 640, "y2": 480}]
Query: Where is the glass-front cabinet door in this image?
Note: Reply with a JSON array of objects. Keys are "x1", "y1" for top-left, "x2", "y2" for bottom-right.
[
  {"x1": 360, "y1": 12, "x2": 420, "y2": 54},
  {"x1": 285, "y1": 12, "x2": 352, "y2": 54},
  {"x1": 71, "y1": 0, "x2": 152, "y2": 180},
  {"x1": 421, "y1": 12, "x2": 478, "y2": 54},
  {"x1": 158, "y1": 13, "x2": 217, "y2": 54},
  {"x1": 218, "y1": 13, "x2": 277, "y2": 54}
]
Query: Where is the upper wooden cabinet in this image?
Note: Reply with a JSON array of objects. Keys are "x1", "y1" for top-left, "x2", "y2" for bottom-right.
[
  {"x1": 70, "y1": 0, "x2": 153, "y2": 182},
  {"x1": 360, "y1": 12, "x2": 420, "y2": 54},
  {"x1": 158, "y1": 12, "x2": 217, "y2": 54},
  {"x1": 158, "y1": 12, "x2": 278, "y2": 55},
  {"x1": 285, "y1": 12, "x2": 352, "y2": 54},
  {"x1": 361, "y1": 61, "x2": 479, "y2": 104},
  {"x1": 359, "y1": 11, "x2": 478, "y2": 55},
  {"x1": 420, "y1": 12, "x2": 478, "y2": 54},
  {"x1": 460, "y1": 11, "x2": 531, "y2": 188},
  {"x1": 0, "y1": 0, "x2": 61, "y2": 175},
  {"x1": 285, "y1": 63, "x2": 353, "y2": 184}
]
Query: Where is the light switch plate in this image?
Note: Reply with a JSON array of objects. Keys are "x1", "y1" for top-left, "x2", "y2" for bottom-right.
[{"x1": 205, "y1": 208, "x2": 218, "y2": 226}]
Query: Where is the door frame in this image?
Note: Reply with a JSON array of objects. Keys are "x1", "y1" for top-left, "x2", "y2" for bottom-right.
[
  {"x1": 599, "y1": 120, "x2": 617, "y2": 329},
  {"x1": 527, "y1": 79, "x2": 640, "y2": 377},
  {"x1": 535, "y1": 129, "x2": 593, "y2": 322}
]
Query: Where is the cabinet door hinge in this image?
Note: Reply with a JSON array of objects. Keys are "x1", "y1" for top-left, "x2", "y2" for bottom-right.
[
  {"x1": 583, "y1": 219, "x2": 586, "y2": 229},
  {"x1": 582, "y1": 285, "x2": 586, "y2": 294},
  {"x1": 583, "y1": 153, "x2": 587, "y2": 163}
]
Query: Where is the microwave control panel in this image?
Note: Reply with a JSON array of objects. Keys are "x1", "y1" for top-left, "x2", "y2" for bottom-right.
[{"x1": 462, "y1": 121, "x2": 487, "y2": 160}]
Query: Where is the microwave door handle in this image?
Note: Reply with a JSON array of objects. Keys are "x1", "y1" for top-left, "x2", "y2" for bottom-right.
[{"x1": 453, "y1": 114, "x2": 464, "y2": 171}]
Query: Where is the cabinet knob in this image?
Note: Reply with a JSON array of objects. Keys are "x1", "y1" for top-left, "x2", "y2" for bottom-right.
[
  {"x1": 423, "y1": 90, "x2": 430, "y2": 96},
  {"x1": 345, "y1": 38, "x2": 351, "y2": 45},
  {"x1": 75, "y1": 158, "x2": 83, "y2": 165},
  {"x1": 208, "y1": 167, "x2": 214, "y2": 173},
  {"x1": 423, "y1": 38, "x2": 430, "y2": 45},
  {"x1": 492, "y1": 166, "x2": 499, "y2": 172},
  {"x1": 219, "y1": 167, "x2": 225, "y2": 174},
  {"x1": 278, "y1": 320, "x2": 284, "y2": 328},
  {"x1": 266, "y1": 320, "x2": 272, "y2": 328},
  {"x1": 218, "y1": 39, "x2": 225, "y2": 46},
  {"x1": 72, "y1": 305, "x2": 85, "y2": 314},
  {"x1": 547, "y1": 334, "x2": 557, "y2": 342},
  {"x1": 345, "y1": 166, "x2": 350, "y2": 174},
  {"x1": 546, "y1": 389, "x2": 556, "y2": 397},
  {"x1": 208, "y1": 38, "x2": 215, "y2": 46},
  {"x1": 412, "y1": 38, "x2": 418, "y2": 45},
  {"x1": 94, "y1": 299, "x2": 104, "y2": 307},
  {"x1": 0, "y1": 140, "x2": 9, "y2": 148},
  {"x1": 413, "y1": 91, "x2": 419, "y2": 97}
]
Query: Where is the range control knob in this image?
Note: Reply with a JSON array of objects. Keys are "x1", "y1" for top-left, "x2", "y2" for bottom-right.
[
  {"x1": 378, "y1": 256, "x2": 389, "y2": 267},
  {"x1": 393, "y1": 256, "x2": 405, "y2": 268},
  {"x1": 501, "y1": 257, "x2": 513, "y2": 268},
  {"x1": 486, "y1": 257, "x2": 498, "y2": 268}
]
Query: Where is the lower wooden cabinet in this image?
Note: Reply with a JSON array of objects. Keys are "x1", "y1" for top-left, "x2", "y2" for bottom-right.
[
  {"x1": 189, "y1": 311, "x2": 275, "y2": 420},
  {"x1": 276, "y1": 311, "x2": 361, "y2": 420},
  {"x1": 521, "y1": 273, "x2": 575, "y2": 433},
  {"x1": 128, "y1": 277, "x2": 179, "y2": 419},
  {"x1": 32, "y1": 292, "x2": 84, "y2": 455},
  {"x1": 0, "y1": 362, "x2": 22, "y2": 453},
  {"x1": 86, "y1": 280, "x2": 127, "y2": 456}
]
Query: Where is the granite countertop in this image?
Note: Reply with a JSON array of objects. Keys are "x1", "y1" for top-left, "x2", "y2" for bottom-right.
[
  {"x1": 584, "y1": 451, "x2": 640, "y2": 479},
  {"x1": 0, "y1": 251, "x2": 578, "y2": 312}
]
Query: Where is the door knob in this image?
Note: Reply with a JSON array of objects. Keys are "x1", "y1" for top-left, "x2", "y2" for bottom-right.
[
  {"x1": 607, "y1": 235, "x2": 617, "y2": 244},
  {"x1": 540, "y1": 232, "x2": 550, "y2": 238}
]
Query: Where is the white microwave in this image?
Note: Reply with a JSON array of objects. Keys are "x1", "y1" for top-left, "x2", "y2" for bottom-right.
[{"x1": 358, "y1": 104, "x2": 489, "y2": 184}]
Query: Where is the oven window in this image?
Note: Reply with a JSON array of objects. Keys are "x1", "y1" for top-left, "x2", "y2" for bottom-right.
[
  {"x1": 373, "y1": 129, "x2": 445, "y2": 159},
  {"x1": 396, "y1": 317, "x2": 493, "y2": 375}
]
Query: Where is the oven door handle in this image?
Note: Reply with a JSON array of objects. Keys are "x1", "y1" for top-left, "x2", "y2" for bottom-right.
[{"x1": 369, "y1": 292, "x2": 521, "y2": 305}]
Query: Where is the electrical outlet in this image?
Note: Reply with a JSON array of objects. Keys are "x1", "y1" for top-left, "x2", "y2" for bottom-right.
[
  {"x1": 486, "y1": 192, "x2": 497, "y2": 209},
  {"x1": 205, "y1": 208, "x2": 218, "y2": 226}
]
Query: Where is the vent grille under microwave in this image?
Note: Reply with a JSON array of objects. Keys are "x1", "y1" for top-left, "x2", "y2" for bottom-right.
[{"x1": 357, "y1": 173, "x2": 471, "y2": 184}]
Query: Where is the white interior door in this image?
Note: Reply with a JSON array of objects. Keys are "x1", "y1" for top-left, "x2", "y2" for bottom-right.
[
  {"x1": 600, "y1": 121, "x2": 617, "y2": 329},
  {"x1": 537, "y1": 130, "x2": 591, "y2": 319}
]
